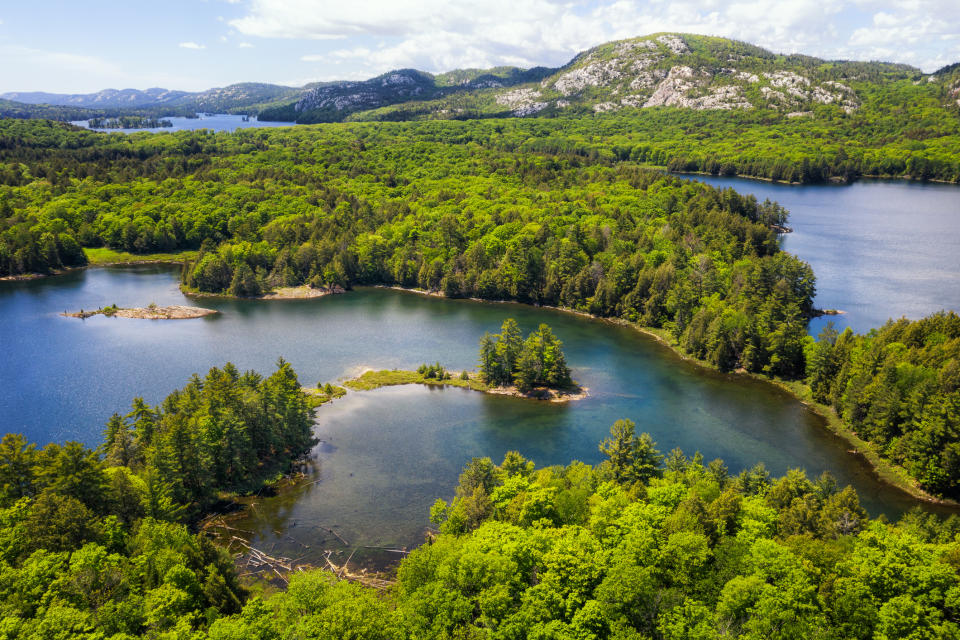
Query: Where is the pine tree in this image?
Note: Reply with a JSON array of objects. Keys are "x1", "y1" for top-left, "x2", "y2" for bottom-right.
[
  {"x1": 599, "y1": 419, "x2": 664, "y2": 486},
  {"x1": 514, "y1": 349, "x2": 539, "y2": 393},
  {"x1": 497, "y1": 319, "x2": 524, "y2": 379},
  {"x1": 479, "y1": 332, "x2": 499, "y2": 384}
]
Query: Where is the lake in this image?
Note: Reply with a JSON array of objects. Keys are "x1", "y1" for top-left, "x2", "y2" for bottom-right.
[
  {"x1": 0, "y1": 266, "x2": 948, "y2": 572},
  {"x1": 69, "y1": 113, "x2": 295, "y2": 134},
  {"x1": 3, "y1": 175, "x2": 959, "y2": 573},
  {"x1": 682, "y1": 175, "x2": 960, "y2": 334}
]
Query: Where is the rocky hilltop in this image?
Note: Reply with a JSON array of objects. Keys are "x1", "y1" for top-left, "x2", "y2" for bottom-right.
[
  {"x1": 280, "y1": 33, "x2": 939, "y2": 123},
  {"x1": 4, "y1": 33, "x2": 957, "y2": 124}
]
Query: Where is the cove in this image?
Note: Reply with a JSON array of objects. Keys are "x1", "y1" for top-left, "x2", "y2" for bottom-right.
[
  {"x1": 1, "y1": 267, "x2": 951, "y2": 573},
  {"x1": 680, "y1": 175, "x2": 960, "y2": 335}
]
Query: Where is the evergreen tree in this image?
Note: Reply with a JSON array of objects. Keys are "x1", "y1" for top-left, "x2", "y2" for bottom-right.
[
  {"x1": 599, "y1": 419, "x2": 664, "y2": 486},
  {"x1": 496, "y1": 318, "x2": 524, "y2": 379},
  {"x1": 478, "y1": 332, "x2": 500, "y2": 384}
]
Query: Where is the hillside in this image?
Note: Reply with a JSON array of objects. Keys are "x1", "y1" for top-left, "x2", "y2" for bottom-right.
[
  {"x1": 6, "y1": 33, "x2": 957, "y2": 125},
  {"x1": 0, "y1": 83, "x2": 301, "y2": 119},
  {"x1": 289, "y1": 33, "x2": 941, "y2": 123}
]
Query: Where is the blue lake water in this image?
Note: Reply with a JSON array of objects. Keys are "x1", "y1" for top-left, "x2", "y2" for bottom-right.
[
  {"x1": 69, "y1": 113, "x2": 295, "y2": 134},
  {"x1": 682, "y1": 175, "x2": 960, "y2": 334}
]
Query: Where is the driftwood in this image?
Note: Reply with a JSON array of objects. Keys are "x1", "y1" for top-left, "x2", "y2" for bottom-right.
[
  {"x1": 314, "y1": 525, "x2": 350, "y2": 546},
  {"x1": 361, "y1": 545, "x2": 409, "y2": 554}
]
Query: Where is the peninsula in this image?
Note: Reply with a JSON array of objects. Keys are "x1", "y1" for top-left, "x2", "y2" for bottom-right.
[{"x1": 342, "y1": 320, "x2": 587, "y2": 402}]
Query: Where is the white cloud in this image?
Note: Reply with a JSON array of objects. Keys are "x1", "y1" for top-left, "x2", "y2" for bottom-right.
[
  {"x1": 0, "y1": 44, "x2": 197, "y2": 93},
  {"x1": 179, "y1": 41, "x2": 206, "y2": 50},
  {"x1": 233, "y1": 0, "x2": 960, "y2": 74},
  {"x1": 239, "y1": 42, "x2": 254, "y2": 48}
]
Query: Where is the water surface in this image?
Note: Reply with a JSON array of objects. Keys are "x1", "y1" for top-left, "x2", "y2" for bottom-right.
[
  {"x1": 69, "y1": 113, "x2": 294, "y2": 134},
  {"x1": 683, "y1": 175, "x2": 960, "y2": 334},
  {"x1": 0, "y1": 267, "x2": 943, "y2": 572}
]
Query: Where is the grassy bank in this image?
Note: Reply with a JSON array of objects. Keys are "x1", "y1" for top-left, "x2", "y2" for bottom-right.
[
  {"x1": 343, "y1": 369, "x2": 489, "y2": 392},
  {"x1": 302, "y1": 384, "x2": 348, "y2": 409},
  {"x1": 84, "y1": 247, "x2": 198, "y2": 266}
]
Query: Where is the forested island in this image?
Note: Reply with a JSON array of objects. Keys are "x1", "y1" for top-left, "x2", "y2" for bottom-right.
[{"x1": 86, "y1": 116, "x2": 173, "y2": 130}]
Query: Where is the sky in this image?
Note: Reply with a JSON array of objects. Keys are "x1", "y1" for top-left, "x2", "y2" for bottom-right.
[{"x1": 1, "y1": 0, "x2": 959, "y2": 93}]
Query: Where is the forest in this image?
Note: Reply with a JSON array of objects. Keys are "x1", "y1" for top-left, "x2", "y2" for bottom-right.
[
  {"x1": 1, "y1": 117, "x2": 959, "y2": 498},
  {"x1": 480, "y1": 320, "x2": 573, "y2": 391},
  {"x1": 0, "y1": 360, "x2": 314, "y2": 638},
  {"x1": 86, "y1": 117, "x2": 173, "y2": 130},
  {"x1": 3, "y1": 386, "x2": 960, "y2": 639}
]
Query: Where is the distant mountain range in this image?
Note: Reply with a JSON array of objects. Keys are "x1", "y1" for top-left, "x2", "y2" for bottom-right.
[{"x1": 3, "y1": 33, "x2": 959, "y2": 124}]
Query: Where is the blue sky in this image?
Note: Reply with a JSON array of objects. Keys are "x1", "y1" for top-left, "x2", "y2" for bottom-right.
[{"x1": 2, "y1": 0, "x2": 959, "y2": 93}]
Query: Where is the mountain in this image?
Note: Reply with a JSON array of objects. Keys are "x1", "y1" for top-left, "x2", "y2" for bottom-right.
[
  {"x1": 0, "y1": 83, "x2": 300, "y2": 118},
  {"x1": 337, "y1": 33, "x2": 935, "y2": 122},
  {"x1": 3, "y1": 34, "x2": 957, "y2": 124},
  {"x1": 256, "y1": 67, "x2": 554, "y2": 123},
  {"x1": 0, "y1": 87, "x2": 191, "y2": 108}
]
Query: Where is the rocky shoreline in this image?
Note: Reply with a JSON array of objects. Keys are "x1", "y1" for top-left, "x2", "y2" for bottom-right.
[{"x1": 62, "y1": 304, "x2": 218, "y2": 320}]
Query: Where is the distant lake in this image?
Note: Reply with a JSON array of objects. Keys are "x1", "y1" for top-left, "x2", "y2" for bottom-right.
[
  {"x1": 70, "y1": 113, "x2": 295, "y2": 134},
  {"x1": 681, "y1": 175, "x2": 960, "y2": 335}
]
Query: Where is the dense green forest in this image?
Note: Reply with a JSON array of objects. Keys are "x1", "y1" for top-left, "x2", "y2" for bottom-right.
[
  {"x1": 1, "y1": 117, "x2": 959, "y2": 498},
  {"x1": 480, "y1": 319, "x2": 573, "y2": 391},
  {"x1": 208, "y1": 435, "x2": 960, "y2": 639},
  {"x1": 0, "y1": 100, "x2": 109, "y2": 122},
  {"x1": 0, "y1": 360, "x2": 313, "y2": 637},
  {"x1": 7, "y1": 394, "x2": 960, "y2": 638},
  {"x1": 804, "y1": 313, "x2": 960, "y2": 496},
  {"x1": 87, "y1": 117, "x2": 173, "y2": 130}
]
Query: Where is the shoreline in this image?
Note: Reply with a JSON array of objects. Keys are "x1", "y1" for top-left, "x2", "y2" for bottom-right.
[
  {"x1": 372, "y1": 284, "x2": 954, "y2": 507},
  {"x1": 670, "y1": 169, "x2": 960, "y2": 186},
  {"x1": 62, "y1": 304, "x2": 218, "y2": 320},
  {"x1": 5, "y1": 268, "x2": 953, "y2": 505},
  {"x1": 183, "y1": 284, "x2": 346, "y2": 301},
  {"x1": 0, "y1": 256, "x2": 193, "y2": 282}
]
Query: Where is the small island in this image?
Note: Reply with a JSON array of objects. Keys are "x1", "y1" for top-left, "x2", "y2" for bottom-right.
[
  {"x1": 342, "y1": 319, "x2": 587, "y2": 402},
  {"x1": 87, "y1": 116, "x2": 173, "y2": 129},
  {"x1": 62, "y1": 303, "x2": 217, "y2": 320}
]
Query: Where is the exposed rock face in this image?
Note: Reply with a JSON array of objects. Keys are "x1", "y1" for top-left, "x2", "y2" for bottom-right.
[
  {"x1": 496, "y1": 88, "x2": 547, "y2": 116},
  {"x1": 295, "y1": 69, "x2": 432, "y2": 116},
  {"x1": 643, "y1": 66, "x2": 750, "y2": 110},
  {"x1": 630, "y1": 69, "x2": 668, "y2": 90},
  {"x1": 592, "y1": 101, "x2": 618, "y2": 113},
  {"x1": 758, "y1": 72, "x2": 858, "y2": 112},
  {"x1": 656, "y1": 34, "x2": 690, "y2": 55},
  {"x1": 553, "y1": 60, "x2": 624, "y2": 96},
  {"x1": 515, "y1": 33, "x2": 860, "y2": 115}
]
